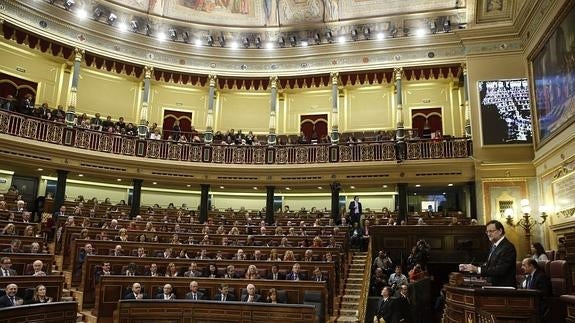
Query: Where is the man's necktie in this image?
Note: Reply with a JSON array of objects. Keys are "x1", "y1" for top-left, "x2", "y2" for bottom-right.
[
  {"x1": 10, "y1": 297, "x2": 15, "y2": 305},
  {"x1": 526, "y1": 275, "x2": 532, "y2": 289},
  {"x1": 488, "y1": 244, "x2": 496, "y2": 260},
  {"x1": 4, "y1": 269, "x2": 9, "y2": 276}
]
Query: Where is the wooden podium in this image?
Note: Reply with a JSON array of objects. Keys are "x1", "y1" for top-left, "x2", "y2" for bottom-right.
[{"x1": 443, "y1": 284, "x2": 541, "y2": 323}]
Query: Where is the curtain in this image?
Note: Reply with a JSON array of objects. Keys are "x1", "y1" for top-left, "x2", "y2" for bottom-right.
[
  {"x1": 162, "y1": 109, "x2": 193, "y2": 140},
  {"x1": 300, "y1": 114, "x2": 328, "y2": 142},
  {"x1": 411, "y1": 108, "x2": 442, "y2": 138},
  {"x1": 0, "y1": 72, "x2": 38, "y2": 101}
]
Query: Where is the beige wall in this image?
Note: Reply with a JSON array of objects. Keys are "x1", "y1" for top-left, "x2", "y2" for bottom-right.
[
  {"x1": 212, "y1": 194, "x2": 266, "y2": 211},
  {"x1": 63, "y1": 180, "x2": 130, "y2": 203},
  {"x1": 0, "y1": 40, "x2": 66, "y2": 107},
  {"x1": 283, "y1": 195, "x2": 332, "y2": 211},
  {"x1": 76, "y1": 68, "x2": 140, "y2": 118},
  {"x1": 141, "y1": 189, "x2": 201, "y2": 209},
  {"x1": 283, "y1": 89, "x2": 332, "y2": 134},
  {"x1": 150, "y1": 83, "x2": 208, "y2": 129},
  {"x1": 217, "y1": 92, "x2": 269, "y2": 133},
  {"x1": 343, "y1": 85, "x2": 395, "y2": 131}
]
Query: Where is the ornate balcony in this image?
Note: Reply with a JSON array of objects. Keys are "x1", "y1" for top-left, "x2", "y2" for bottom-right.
[{"x1": 0, "y1": 111, "x2": 471, "y2": 165}]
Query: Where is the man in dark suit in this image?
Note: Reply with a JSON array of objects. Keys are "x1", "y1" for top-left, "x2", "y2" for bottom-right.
[
  {"x1": 350, "y1": 222, "x2": 364, "y2": 249},
  {"x1": 185, "y1": 281, "x2": 206, "y2": 300},
  {"x1": 155, "y1": 284, "x2": 176, "y2": 300},
  {"x1": 396, "y1": 284, "x2": 411, "y2": 323},
  {"x1": 521, "y1": 258, "x2": 552, "y2": 321},
  {"x1": 241, "y1": 283, "x2": 262, "y2": 303},
  {"x1": 184, "y1": 262, "x2": 202, "y2": 278},
  {"x1": 285, "y1": 263, "x2": 305, "y2": 281},
  {"x1": 0, "y1": 257, "x2": 17, "y2": 276},
  {"x1": 95, "y1": 262, "x2": 114, "y2": 284},
  {"x1": 145, "y1": 263, "x2": 161, "y2": 277},
  {"x1": 375, "y1": 286, "x2": 398, "y2": 323},
  {"x1": 213, "y1": 284, "x2": 236, "y2": 302},
  {"x1": 460, "y1": 220, "x2": 517, "y2": 287},
  {"x1": 0, "y1": 284, "x2": 22, "y2": 308},
  {"x1": 348, "y1": 196, "x2": 362, "y2": 226},
  {"x1": 266, "y1": 265, "x2": 285, "y2": 280},
  {"x1": 124, "y1": 282, "x2": 147, "y2": 300}
]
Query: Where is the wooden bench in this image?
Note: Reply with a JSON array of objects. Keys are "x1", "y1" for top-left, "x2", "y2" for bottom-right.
[
  {"x1": 81, "y1": 254, "x2": 335, "y2": 316},
  {"x1": 103, "y1": 276, "x2": 322, "y2": 323},
  {"x1": 116, "y1": 299, "x2": 316, "y2": 323},
  {"x1": 0, "y1": 235, "x2": 46, "y2": 252},
  {"x1": 0, "y1": 252, "x2": 54, "y2": 275},
  {"x1": 0, "y1": 275, "x2": 66, "y2": 301},
  {"x1": 0, "y1": 301, "x2": 78, "y2": 323}
]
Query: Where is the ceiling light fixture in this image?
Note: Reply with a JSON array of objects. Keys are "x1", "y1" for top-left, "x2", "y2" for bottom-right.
[
  {"x1": 157, "y1": 32, "x2": 167, "y2": 42},
  {"x1": 230, "y1": 41, "x2": 239, "y2": 49},
  {"x1": 363, "y1": 27, "x2": 371, "y2": 39},
  {"x1": 415, "y1": 28, "x2": 426, "y2": 37},
  {"x1": 93, "y1": 7, "x2": 103, "y2": 19},
  {"x1": 351, "y1": 29, "x2": 358, "y2": 41},
  {"x1": 325, "y1": 31, "x2": 333, "y2": 43},
  {"x1": 63, "y1": 0, "x2": 75, "y2": 10},
  {"x1": 314, "y1": 33, "x2": 321, "y2": 45},
  {"x1": 337, "y1": 36, "x2": 346, "y2": 43},
  {"x1": 443, "y1": 20, "x2": 451, "y2": 32},
  {"x1": 145, "y1": 24, "x2": 152, "y2": 36},
  {"x1": 168, "y1": 29, "x2": 177, "y2": 41},
  {"x1": 118, "y1": 22, "x2": 128, "y2": 32},
  {"x1": 376, "y1": 32, "x2": 385, "y2": 40},
  {"x1": 243, "y1": 37, "x2": 250, "y2": 48},
  {"x1": 182, "y1": 31, "x2": 190, "y2": 43},
  {"x1": 218, "y1": 34, "x2": 225, "y2": 47},
  {"x1": 429, "y1": 21, "x2": 437, "y2": 34},
  {"x1": 76, "y1": 9, "x2": 87, "y2": 19},
  {"x1": 278, "y1": 36, "x2": 285, "y2": 47},
  {"x1": 265, "y1": 41, "x2": 274, "y2": 50},
  {"x1": 389, "y1": 25, "x2": 398, "y2": 38},
  {"x1": 301, "y1": 40, "x2": 309, "y2": 47},
  {"x1": 289, "y1": 36, "x2": 297, "y2": 47},
  {"x1": 194, "y1": 38, "x2": 202, "y2": 46},
  {"x1": 207, "y1": 35, "x2": 214, "y2": 46},
  {"x1": 78, "y1": 174, "x2": 84, "y2": 177},
  {"x1": 255, "y1": 37, "x2": 262, "y2": 48},
  {"x1": 130, "y1": 20, "x2": 139, "y2": 32}
]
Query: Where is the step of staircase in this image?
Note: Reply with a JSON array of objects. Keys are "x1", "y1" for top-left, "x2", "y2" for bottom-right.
[
  {"x1": 334, "y1": 252, "x2": 369, "y2": 323},
  {"x1": 336, "y1": 316, "x2": 359, "y2": 323},
  {"x1": 81, "y1": 309, "x2": 98, "y2": 323}
]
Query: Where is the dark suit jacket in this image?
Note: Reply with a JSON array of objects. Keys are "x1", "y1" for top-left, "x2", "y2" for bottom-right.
[
  {"x1": 0, "y1": 268, "x2": 17, "y2": 276},
  {"x1": 285, "y1": 272, "x2": 305, "y2": 281},
  {"x1": 480, "y1": 237, "x2": 517, "y2": 287},
  {"x1": 377, "y1": 297, "x2": 398, "y2": 323},
  {"x1": 349, "y1": 201, "x2": 362, "y2": 216},
  {"x1": 213, "y1": 293, "x2": 236, "y2": 302},
  {"x1": 124, "y1": 292, "x2": 147, "y2": 300},
  {"x1": 155, "y1": 293, "x2": 175, "y2": 300},
  {"x1": 241, "y1": 294, "x2": 262, "y2": 302},
  {"x1": 0, "y1": 295, "x2": 20, "y2": 308},
  {"x1": 185, "y1": 291, "x2": 205, "y2": 300},
  {"x1": 527, "y1": 270, "x2": 552, "y2": 296},
  {"x1": 397, "y1": 295, "x2": 411, "y2": 322},
  {"x1": 184, "y1": 270, "x2": 202, "y2": 278}
]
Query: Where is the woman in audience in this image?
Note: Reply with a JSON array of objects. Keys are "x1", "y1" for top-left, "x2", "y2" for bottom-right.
[
  {"x1": 30, "y1": 242, "x2": 42, "y2": 254},
  {"x1": 1, "y1": 223, "x2": 16, "y2": 235},
  {"x1": 204, "y1": 263, "x2": 219, "y2": 278},
  {"x1": 228, "y1": 226, "x2": 240, "y2": 235},
  {"x1": 245, "y1": 264, "x2": 260, "y2": 280},
  {"x1": 26, "y1": 285, "x2": 52, "y2": 304},
  {"x1": 283, "y1": 250, "x2": 296, "y2": 261},
  {"x1": 23, "y1": 225, "x2": 35, "y2": 237},
  {"x1": 116, "y1": 228, "x2": 129, "y2": 242},
  {"x1": 165, "y1": 262, "x2": 179, "y2": 277},
  {"x1": 136, "y1": 234, "x2": 147, "y2": 243},
  {"x1": 268, "y1": 249, "x2": 282, "y2": 261},
  {"x1": 531, "y1": 242, "x2": 549, "y2": 261},
  {"x1": 266, "y1": 288, "x2": 278, "y2": 304}
]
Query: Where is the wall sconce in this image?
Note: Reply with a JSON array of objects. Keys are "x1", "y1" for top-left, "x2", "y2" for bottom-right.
[
  {"x1": 506, "y1": 199, "x2": 549, "y2": 256},
  {"x1": 503, "y1": 208, "x2": 514, "y2": 226}
]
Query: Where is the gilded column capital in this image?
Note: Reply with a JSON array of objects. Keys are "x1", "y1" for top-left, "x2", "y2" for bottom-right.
[
  {"x1": 73, "y1": 48, "x2": 84, "y2": 62},
  {"x1": 394, "y1": 67, "x2": 403, "y2": 81},
  {"x1": 209, "y1": 74, "x2": 218, "y2": 87},
  {"x1": 144, "y1": 66, "x2": 154, "y2": 79},
  {"x1": 270, "y1": 76, "x2": 278, "y2": 89},
  {"x1": 330, "y1": 72, "x2": 339, "y2": 85}
]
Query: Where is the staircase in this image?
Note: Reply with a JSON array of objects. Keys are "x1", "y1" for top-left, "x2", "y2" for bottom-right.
[
  {"x1": 335, "y1": 251, "x2": 368, "y2": 323},
  {"x1": 53, "y1": 251, "x2": 90, "y2": 323}
]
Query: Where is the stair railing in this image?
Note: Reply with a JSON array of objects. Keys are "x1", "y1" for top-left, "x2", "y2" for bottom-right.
[{"x1": 358, "y1": 238, "x2": 373, "y2": 322}]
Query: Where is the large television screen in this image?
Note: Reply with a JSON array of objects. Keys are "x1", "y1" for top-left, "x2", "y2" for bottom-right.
[{"x1": 478, "y1": 79, "x2": 533, "y2": 145}]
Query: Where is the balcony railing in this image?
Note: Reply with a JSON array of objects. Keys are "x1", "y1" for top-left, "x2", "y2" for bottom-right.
[{"x1": 0, "y1": 110, "x2": 471, "y2": 164}]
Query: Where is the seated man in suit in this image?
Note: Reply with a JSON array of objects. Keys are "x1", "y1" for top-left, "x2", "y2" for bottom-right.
[
  {"x1": 185, "y1": 281, "x2": 206, "y2": 300},
  {"x1": 110, "y1": 245, "x2": 125, "y2": 257},
  {"x1": 3, "y1": 239, "x2": 23, "y2": 253},
  {"x1": 374, "y1": 286, "x2": 398, "y2": 323},
  {"x1": 224, "y1": 265, "x2": 240, "y2": 279},
  {"x1": 521, "y1": 258, "x2": 552, "y2": 321},
  {"x1": 310, "y1": 266, "x2": 326, "y2": 282},
  {"x1": 266, "y1": 265, "x2": 284, "y2": 280},
  {"x1": 31, "y1": 260, "x2": 46, "y2": 276},
  {"x1": 213, "y1": 283, "x2": 236, "y2": 302},
  {"x1": 0, "y1": 257, "x2": 17, "y2": 276},
  {"x1": 95, "y1": 262, "x2": 114, "y2": 284},
  {"x1": 155, "y1": 283, "x2": 176, "y2": 300},
  {"x1": 286, "y1": 263, "x2": 305, "y2": 281},
  {"x1": 124, "y1": 282, "x2": 147, "y2": 300},
  {"x1": 184, "y1": 262, "x2": 202, "y2": 278},
  {"x1": 0, "y1": 283, "x2": 22, "y2": 307},
  {"x1": 241, "y1": 283, "x2": 262, "y2": 303}
]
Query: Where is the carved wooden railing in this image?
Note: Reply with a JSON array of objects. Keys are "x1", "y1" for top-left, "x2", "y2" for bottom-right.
[{"x1": 0, "y1": 110, "x2": 471, "y2": 164}]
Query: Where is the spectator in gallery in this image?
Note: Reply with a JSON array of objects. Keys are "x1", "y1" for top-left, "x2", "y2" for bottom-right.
[
  {"x1": 26, "y1": 285, "x2": 52, "y2": 304},
  {"x1": 171, "y1": 120, "x2": 181, "y2": 141},
  {"x1": 531, "y1": 242, "x2": 549, "y2": 261}
]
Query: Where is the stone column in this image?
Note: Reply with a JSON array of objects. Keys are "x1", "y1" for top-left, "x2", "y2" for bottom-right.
[
  {"x1": 130, "y1": 179, "x2": 143, "y2": 219},
  {"x1": 204, "y1": 74, "x2": 217, "y2": 144},
  {"x1": 66, "y1": 48, "x2": 84, "y2": 127},
  {"x1": 397, "y1": 183, "x2": 408, "y2": 224},
  {"x1": 330, "y1": 182, "x2": 341, "y2": 224},
  {"x1": 137, "y1": 66, "x2": 153, "y2": 139},
  {"x1": 462, "y1": 63, "x2": 471, "y2": 137},
  {"x1": 266, "y1": 186, "x2": 275, "y2": 225},
  {"x1": 468, "y1": 181, "x2": 477, "y2": 219},
  {"x1": 199, "y1": 184, "x2": 210, "y2": 224},
  {"x1": 268, "y1": 76, "x2": 278, "y2": 145},
  {"x1": 394, "y1": 67, "x2": 406, "y2": 160},
  {"x1": 53, "y1": 170, "x2": 69, "y2": 213},
  {"x1": 330, "y1": 72, "x2": 340, "y2": 144}
]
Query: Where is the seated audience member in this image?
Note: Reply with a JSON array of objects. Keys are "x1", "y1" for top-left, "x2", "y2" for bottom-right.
[
  {"x1": 266, "y1": 288, "x2": 279, "y2": 304},
  {"x1": 123, "y1": 263, "x2": 138, "y2": 276},
  {"x1": 388, "y1": 266, "x2": 408, "y2": 291},
  {"x1": 95, "y1": 262, "x2": 114, "y2": 283},
  {"x1": 371, "y1": 268, "x2": 388, "y2": 296},
  {"x1": 0, "y1": 257, "x2": 17, "y2": 276},
  {"x1": 286, "y1": 263, "x2": 305, "y2": 281},
  {"x1": 196, "y1": 249, "x2": 210, "y2": 260},
  {"x1": 310, "y1": 266, "x2": 325, "y2": 282},
  {"x1": 224, "y1": 265, "x2": 240, "y2": 279},
  {"x1": 136, "y1": 247, "x2": 147, "y2": 258},
  {"x1": 31, "y1": 260, "x2": 46, "y2": 276},
  {"x1": 184, "y1": 262, "x2": 202, "y2": 278},
  {"x1": 267, "y1": 265, "x2": 284, "y2": 280},
  {"x1": 521, "y1": 258, "x2": 551, "y2": 321},
  {"x1": 26, "y1": 284, "x2": 52, "y2": 304},
  {"x1": 0, "y1": 283, "x2": 22, "y2": 307},
  {"x1": 531, "y1": 242, "x2": 549, "y2": 261},
  {"x1": 233, "y1": 249, "x2": 247, "y2": 260},
  {"x1": 145, "y1": 263, "x2": 160, "y2": 277},
  {"x1": 185, "y1": 281, "x2": 206, "y2": 300},
  {"x1": 374, "y1": 286, "x2": 398, "y2": 323},
  {"x1": 1, "y1": 224, "x2": 17, "y2": 236},
  {"x1": 124, "y1": 283, "x2": 147, "y2": 300},
  {"x1": 156, "y1": 284, "x2": 176, "y2": 300},
  {"x1": 3, "y1": 239, "x2": 22, "y2": 253},
  {"x1": 214, "y1": 283, "x2": 236, "y2": 302},
  {"x1": 244, "y1": 264, "x2": 260, "y2": 280},
  {"x1": 165, "y1": 262, "x2": 179, "y2": 277},
  {"x1": 373, "y1": 251, "x2": 394, "y2": 275},
  {"x1": 204, "y1": 263, "x2": 219, "y2": 278},
  {"x1": 241, "y1": 283, "x2": 262, "y2": 303},
  {"x1": 111, "y1": 244, "x2": 125, "y2": 257},
  {"x1": 350, "y1": 222, "x2": 364, "y2": 248},
  {"x1": 29, "y1": 242, "x2": 42, "y2": 254}
]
